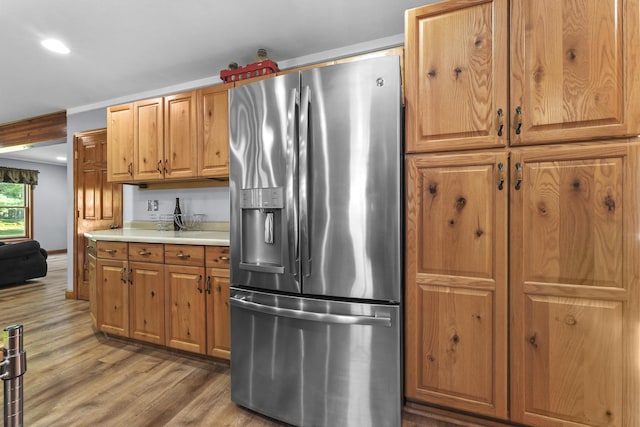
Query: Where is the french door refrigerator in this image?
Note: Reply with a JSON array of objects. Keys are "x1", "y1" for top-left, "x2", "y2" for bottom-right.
[{"x1": 228, "y1": 55, "x2": 402, "y2": 427}]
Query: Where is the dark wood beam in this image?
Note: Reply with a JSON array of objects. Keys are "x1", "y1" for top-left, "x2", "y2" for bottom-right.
[{"x1": 0, "y1": 111, "x2": 67, "y2": 147}]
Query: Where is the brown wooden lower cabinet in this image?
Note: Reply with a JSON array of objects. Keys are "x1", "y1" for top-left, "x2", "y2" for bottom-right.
[
  {"x1": 165, "y1": 264, "x2": 206, "y2": 353},
  {"x1": 405, "y1": 141, "x2": 640, "y2": 426},
  {"x1": 94, "y1": 240, "x2": 230, "y2": 360}
]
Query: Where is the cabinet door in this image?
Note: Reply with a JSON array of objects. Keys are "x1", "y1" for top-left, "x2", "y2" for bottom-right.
[
  {"x1": 97, "y1": 259, "x2": 129, "y2": 337},
  {"x1": 510, "y1": 141, "x2": 640, "y2": 426},
  {"x1": 206, "y1": 268, "x2": 230, "y2": 359},
  {"x1": 405, "y1": 0, "x2": 508, "y2": 153},
  {"x1": 134, "y1": 98, "x2": 164, "y2": 181},
  {"x1": 106, "y1": 103, "x2": 134, "y2": 182},
  {"x1": 510, "y1": 0, "x2": 640, "y2": 145},
  {"x1": 164, "y1": 91, "x2": 197, "y2": 179},
  {"x1": 164, "y1": 265, "x2": 206, "y2": 353},
  {"x1": 129, "y1": 262, "x2": 165, "y2": 345},
  {"x1": 405, "y1": 152, "x2": 508, "y2": 418},
  {"x1": 198, "y1": 84, "x2": 231, "y2": 178}
]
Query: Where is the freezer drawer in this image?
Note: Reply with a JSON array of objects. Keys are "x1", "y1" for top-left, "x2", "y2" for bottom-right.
[{"x1": 230, "y1": 288, "x2": 401, "y2": 427}]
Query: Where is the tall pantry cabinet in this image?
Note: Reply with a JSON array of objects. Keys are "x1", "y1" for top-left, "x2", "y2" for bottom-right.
[{"x1": 404, "y1": 1, "x2": 640, "y2": 426}]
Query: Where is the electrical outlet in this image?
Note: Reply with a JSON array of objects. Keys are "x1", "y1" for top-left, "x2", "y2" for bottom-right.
[{"x1": 147, "y1": 200, "x2": 159, "y2": 211}]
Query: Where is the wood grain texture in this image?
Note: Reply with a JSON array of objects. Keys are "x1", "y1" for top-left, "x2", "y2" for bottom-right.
[
  {"x1": 0, "y1": 111, "x2": 66, "y2": 147},
  {"x1": 405, "y1": 151, "x2": 508, "y2": 419},
  {"x1": 510, "y1": 140, "x2": 640, "y2": 426},
  {"x1": 405, "y1": 0, "x2": 508, "y2": 153},
  {"x1": 134, "y1": 98, "x2": 164, "y2": 180},
  {"x1": 106, "y1": 103, "x2": 134, "y2": 182},
  {"x1": 74, "y1": 128, "x2": 123, "y2": 301},
  {"x1": 197, "y1": 84, "x2": 231, "y2": 178},
  {"x1": 510, "y1": 0, "x2": 640, "y2": 144},
  {"x1": 164, "y1": 264, "x2": 206, "y2": 354},
  {"x1": 164, "y1": 91, "x2": 197, "y2": 179}
]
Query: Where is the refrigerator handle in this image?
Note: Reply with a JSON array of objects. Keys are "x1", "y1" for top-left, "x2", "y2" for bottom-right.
[
  {"x1": 286, "y1": 87, "x2": 300, "y2": 278},
  {"x1": 230, "y1": 296, "x2": 392, "y2": 327},
  {"x1": 299, "y1": 85, "x2": 312, "y2": 277}
]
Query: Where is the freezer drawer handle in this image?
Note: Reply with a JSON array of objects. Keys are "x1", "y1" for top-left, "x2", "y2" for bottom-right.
[
  {"x1": 230, "y1": 296, "x2": 392, "y2": 327},
  {"x1": 239, "y1": 262, "x2": 285, "y2": 274}
]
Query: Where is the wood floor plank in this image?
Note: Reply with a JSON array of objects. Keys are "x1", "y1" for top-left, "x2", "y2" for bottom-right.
[{"x1": 0, "y1": 254, "x2": 466, "y2": 427}]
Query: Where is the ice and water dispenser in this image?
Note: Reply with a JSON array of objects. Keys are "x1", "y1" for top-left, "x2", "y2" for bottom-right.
[{"x1": 239, "y1": 187, "x2": 285, "y2": 274}]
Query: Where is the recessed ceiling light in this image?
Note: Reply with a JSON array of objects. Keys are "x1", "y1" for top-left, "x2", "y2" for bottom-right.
[{"x1": 41, "y1": 39, "x2": 70, "y2": 54}]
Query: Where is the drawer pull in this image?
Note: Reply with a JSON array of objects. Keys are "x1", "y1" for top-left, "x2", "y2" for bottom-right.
[
  {"x1": 218, "y1": 256, "x2": 230, "y2": 261},
  {"x1": 138, "y1": 250, "x2": 152, "y2": 256},
  {"x1": 176, "y1": 253, "x2": 191, "y2": 259},
  {"x1": 104, "y1": 249, "x2": 117, "y2": 254}
]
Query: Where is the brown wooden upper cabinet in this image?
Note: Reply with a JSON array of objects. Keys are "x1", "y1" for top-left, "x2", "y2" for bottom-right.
[
  {"x1": 106, "y1": 103, "x2": 134, "y2": 182},
  {"x1": 405, "y1": 0, "x2": 640, "y2": 153},
  {"x1": 197, "y1": 83, "x2": 232, "y2": 178},
  {"x1": 107, "y1": 85, "x2": 231, "y2": 183}
]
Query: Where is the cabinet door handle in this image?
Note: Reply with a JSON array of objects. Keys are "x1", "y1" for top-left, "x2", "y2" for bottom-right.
[
  {"x1": 514, "y1": 162, "x2": 523, "y2": 190},
  {"x1": 497, "y1": 108, "x2": 504, "y2": 137},
  {"x1": 164, "y1": 159, "x2": 169, "y2": 174},
  {"x1": 120, "y1": 267, "x2": 126, "y2": 284},
  {"x1": 497, "y1": 162, "x2": 505, "y2": 191},
  {"x1": 157, "y1": 160, "x2": 163, "y2": 174},
  {"x1": 128, "y1": 268, "x2": 133, "y2": 285},
  {"x1": 128, "y1": 162, "x2": 133, "y2": 176},
  {"x1": 197, "y1": 275, "x2": 203, "y2": 293},
  {"x1": 205, "y1": 276, "x2": 212, "y2": 294},
  {"x1": 528, "y1": 333, "x2": 538, "y2": 349},
  {"x1": 514, "y1": 106, "x2": 523, "y2": 135}
]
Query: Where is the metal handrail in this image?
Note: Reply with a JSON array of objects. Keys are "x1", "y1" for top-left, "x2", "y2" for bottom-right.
[{"x1": 2, "y1": 324, "x2": 27, "y2": 427}]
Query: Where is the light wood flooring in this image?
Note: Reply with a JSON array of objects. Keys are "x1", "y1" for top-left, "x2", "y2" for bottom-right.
[{"x1": 0, "y1": 254, "x2": 477, "y2": 427}]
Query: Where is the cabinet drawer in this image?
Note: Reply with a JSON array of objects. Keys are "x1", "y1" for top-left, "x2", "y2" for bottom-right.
[
  {"x1": 129, "y1": 243, "x2": 164, "y2": 263},
  {"x1": 205, "y1": 246, "x2": 230, "y2": 268},
  {"x1": 164, "y1": 244, "x2": 204, "y2": 266},
  {"x1": 96, "y1": 241, "x2": 128, "y2": 260}
]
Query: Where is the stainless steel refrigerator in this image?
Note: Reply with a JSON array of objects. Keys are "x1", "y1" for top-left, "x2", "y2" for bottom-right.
[{"x1": 228, "y1": 55, "x2": 403, "y2": 427}]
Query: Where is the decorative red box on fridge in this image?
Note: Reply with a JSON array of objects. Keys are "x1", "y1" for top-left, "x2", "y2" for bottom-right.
[{"x1": 220, "y1": 60, "x2": 279, "y2": 83}]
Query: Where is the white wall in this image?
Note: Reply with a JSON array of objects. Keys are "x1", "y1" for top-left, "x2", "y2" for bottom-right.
[
  {"x1": 123, "y1": 185, "x2": 229, "y2": 223},
  {"x1": 0, "y1": 158, "x2": 67, "y2": 251}
]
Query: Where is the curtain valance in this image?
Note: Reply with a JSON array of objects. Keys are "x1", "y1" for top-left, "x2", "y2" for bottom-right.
[{"x1": 0, "y1": 167, "x2": 39, "y2": 185}]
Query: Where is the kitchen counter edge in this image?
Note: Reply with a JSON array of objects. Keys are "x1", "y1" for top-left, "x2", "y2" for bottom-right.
[{"x1": 84, "y1": 229, "x2": 230, "y2": 246}]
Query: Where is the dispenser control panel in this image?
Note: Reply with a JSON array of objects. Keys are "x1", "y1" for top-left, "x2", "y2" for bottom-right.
[{"x1": 240, "y1": 187, "x2": 284, "y2": 209}]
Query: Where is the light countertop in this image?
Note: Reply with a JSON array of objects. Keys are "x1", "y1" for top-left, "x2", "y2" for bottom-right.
[{"x1": 84, "y1": 228, "x2": 230, "y2": 246}]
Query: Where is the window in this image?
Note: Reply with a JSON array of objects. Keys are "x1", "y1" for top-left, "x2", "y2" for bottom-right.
[{"x1": 0, "y1": 182, "x2": 32, "y2": 239}]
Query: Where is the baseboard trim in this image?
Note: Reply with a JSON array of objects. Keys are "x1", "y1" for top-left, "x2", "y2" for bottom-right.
[
  {"x1": 404, "y1": 401, "x2": 524, "y2": 427},
  {"x1": 48, "y1": 249, "x2": 67, "y2": 255},
  {"x1": 65, "y1": 290, "x2": 76, "y2": 300}
]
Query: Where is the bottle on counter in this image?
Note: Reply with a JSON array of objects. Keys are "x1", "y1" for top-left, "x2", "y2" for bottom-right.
[{"x1": 173, "y1": 197, "x2": 182, "y2": 231}]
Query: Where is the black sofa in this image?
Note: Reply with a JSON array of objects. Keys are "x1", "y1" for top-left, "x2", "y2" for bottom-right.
[{"x1": 0, "y1": 240, "x2": 48, "y2": 286}]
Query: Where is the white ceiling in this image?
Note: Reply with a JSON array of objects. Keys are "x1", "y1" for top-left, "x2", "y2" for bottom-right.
[
  {"x1": 0, "y1": 0, "x2": 437, "y2": 166},
  {"x1": 0, "y1": 0, "x2": 435, "y2": 126}
]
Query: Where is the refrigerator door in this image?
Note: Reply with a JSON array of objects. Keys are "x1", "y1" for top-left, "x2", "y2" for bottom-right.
[
  {"x1": 300, "y1": 56, "x2": 402, "y2": 302},
  {"x1": 229, "y1": 72, "x2": 302, "y2": 294},
  {"x1": 230, "y1": 287, "x2": 401, "y2": 427}
]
